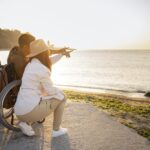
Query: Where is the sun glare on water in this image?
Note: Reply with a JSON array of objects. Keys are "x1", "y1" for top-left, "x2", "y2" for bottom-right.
[{"x1": 0, "y1": 51, "x2": 9, "y2": 65}]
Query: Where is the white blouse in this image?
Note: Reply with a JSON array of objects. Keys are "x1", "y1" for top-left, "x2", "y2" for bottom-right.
[{"x1": 14, "y1": 54, "x2": 64, "y2": 115}]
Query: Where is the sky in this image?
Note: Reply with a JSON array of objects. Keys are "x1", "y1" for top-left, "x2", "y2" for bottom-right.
[{"x1": 0, "y1": 0, "x2": 149, "y2": 50}]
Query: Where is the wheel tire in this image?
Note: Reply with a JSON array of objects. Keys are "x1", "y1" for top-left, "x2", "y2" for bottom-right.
[{"x1": 0, "y1": 80, "x2": 21, "y2": 131}]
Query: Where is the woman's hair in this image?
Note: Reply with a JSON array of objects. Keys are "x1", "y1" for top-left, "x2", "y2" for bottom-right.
[{"x1": 29, "y1": 50, "x2": 51, "y2": 70}]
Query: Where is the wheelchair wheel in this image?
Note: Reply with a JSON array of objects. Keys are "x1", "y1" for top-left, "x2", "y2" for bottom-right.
[{"x1": 0, "y1": 80, "x2": 21, "y2": 131}]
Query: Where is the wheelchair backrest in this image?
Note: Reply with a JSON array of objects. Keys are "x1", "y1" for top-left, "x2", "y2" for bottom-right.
[
  {"x1": 0, "y1": 63, "x2": 17, "y2": 92},
  {"x1": 0, "y1": 64, "x2": 7, "y2": 92}
]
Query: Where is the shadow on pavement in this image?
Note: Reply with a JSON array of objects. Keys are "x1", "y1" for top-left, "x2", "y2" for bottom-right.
[
  {"x1": 0, "y1": 123, "x2": 49, "y2": 150},
  {"x1": 51, "y1": 133, "x2": 71, "y2": 150}
]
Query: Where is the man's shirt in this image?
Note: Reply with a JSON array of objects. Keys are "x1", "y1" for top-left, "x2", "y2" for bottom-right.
[{"x1": 7, "y1": 46, "x2": 27, "y2": 79}]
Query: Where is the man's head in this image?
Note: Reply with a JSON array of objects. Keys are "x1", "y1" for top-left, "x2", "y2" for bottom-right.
[{"x1": 18, "y1": 33, "x2": 35, "y2": 56}]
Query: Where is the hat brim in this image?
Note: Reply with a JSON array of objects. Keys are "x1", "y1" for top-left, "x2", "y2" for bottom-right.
[{"x1": 26, "y1": 49, "x2": 49, "y2": 58}]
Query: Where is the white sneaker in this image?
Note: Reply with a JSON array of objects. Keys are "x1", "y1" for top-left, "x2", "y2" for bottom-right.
[
  {"x1": 18, "y1": 122, "x2": 35, "y2": 136},
  {"x1": 52, "y1": 127, "x2": 68, "y2": 138}
]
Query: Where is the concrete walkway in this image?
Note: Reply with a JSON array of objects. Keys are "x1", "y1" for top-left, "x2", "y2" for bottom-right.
[{"x1": 0, "y1": 101, "x2": 149, "y2": 150}]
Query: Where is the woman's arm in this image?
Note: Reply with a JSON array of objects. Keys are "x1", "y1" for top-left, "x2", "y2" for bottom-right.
[
  {"x1": 40, "y1": 79, "x2": 57, "y2": 96},
  {"x1": 50, "y1": 54, "x2": 63, "y2": 65},
  {"x1": 50, "y1": 50, "x2": 72, "y2": 65}
]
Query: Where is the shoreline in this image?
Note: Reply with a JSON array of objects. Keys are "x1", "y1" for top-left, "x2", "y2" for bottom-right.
[{"x1": 58, "y1": 86, "x2": 150, "y2": 103}]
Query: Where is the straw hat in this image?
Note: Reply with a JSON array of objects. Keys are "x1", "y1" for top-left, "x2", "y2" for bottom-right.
[{"x1": 26, "y1": 39, "x2": 55, "y2": 58}]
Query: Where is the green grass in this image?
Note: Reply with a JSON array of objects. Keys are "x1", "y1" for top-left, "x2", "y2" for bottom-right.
[{"x1": 64, "y1": 90, "x2": 150, "y2": 140}]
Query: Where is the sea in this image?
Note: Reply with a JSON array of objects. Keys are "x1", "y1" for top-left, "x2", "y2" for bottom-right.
[{"x1": 0, "y1": 50, "x2": 150, "y2": 98}]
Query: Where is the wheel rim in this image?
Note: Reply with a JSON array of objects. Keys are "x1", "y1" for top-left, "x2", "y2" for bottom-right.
[{"x1": 0, "y1": 80, "x2": 21, "y2": 131}]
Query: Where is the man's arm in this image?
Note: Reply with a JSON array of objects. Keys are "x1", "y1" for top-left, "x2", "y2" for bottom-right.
[
  {"x1": 50, "y1": 47, "x2": 76, "y2": 56},
  {"x1": 50, "y1": 47, "x2": 68, "y2": 55}
]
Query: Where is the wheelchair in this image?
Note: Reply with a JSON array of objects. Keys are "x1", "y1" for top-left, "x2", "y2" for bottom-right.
[{"x1": 0, "y1": 64, "x2": 45, "y2": 132}]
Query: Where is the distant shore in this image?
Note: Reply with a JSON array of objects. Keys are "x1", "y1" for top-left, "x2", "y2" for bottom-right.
[
  {"x1": 64, "y1": 89, "x2": 150, "y2": 140},
  {"x1": 0, "y1": 49, "x2": 9, "y2": 51}
]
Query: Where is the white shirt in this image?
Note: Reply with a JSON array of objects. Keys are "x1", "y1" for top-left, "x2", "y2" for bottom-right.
[{"x1": 14, "y1": 54, "x2": 64, "y2": 115}]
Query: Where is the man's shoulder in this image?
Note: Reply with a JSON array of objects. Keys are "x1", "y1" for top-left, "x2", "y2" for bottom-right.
[
  {"x1": 8, "y1": 46, "x2": 25, "y2": 63},
  {"x1": 9, "y1": 46, "x2": 24, "y2": 58},
  {"x1": 9, "y1": 46, "x2": 20, "y2": 55}
]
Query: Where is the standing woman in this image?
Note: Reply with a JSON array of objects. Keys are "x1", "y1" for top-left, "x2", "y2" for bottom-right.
[{"x1": 14, "y1": 39, "x2": 71, "y2": 137}]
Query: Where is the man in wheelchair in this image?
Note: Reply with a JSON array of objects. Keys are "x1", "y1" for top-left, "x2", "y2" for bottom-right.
[{"x1": 7, "y1": 33, "x2": 36, "y2": 79}]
